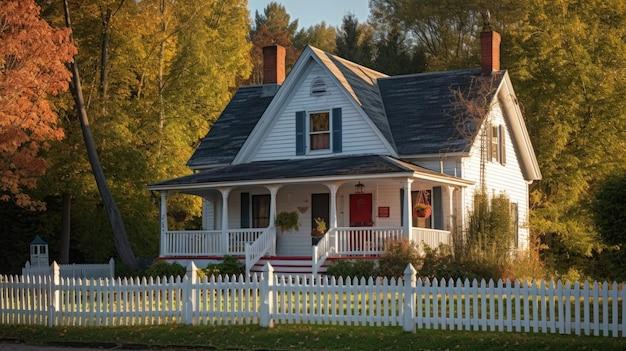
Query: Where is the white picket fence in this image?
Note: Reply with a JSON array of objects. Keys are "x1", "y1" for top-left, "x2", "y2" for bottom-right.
[{"x1": 0, "y1": 262, "x2": 624, "y2": 337}]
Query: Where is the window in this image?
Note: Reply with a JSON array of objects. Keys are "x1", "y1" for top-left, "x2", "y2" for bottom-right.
[
  {"x1": 510, "y1": 202, "x2": 519, "y2": 248},
  {"x1": 310, "y1": 77, "x2": 327, "y2": 96},
  {"x1": 309, "y1": 111, "x2": 330, "y2": 151},
  {"x1": 252, "y1": 195, "x2": 270, "y2": 228},
  {"x1": 488, "y1": 124, "x2": 506, "y2": 164}
]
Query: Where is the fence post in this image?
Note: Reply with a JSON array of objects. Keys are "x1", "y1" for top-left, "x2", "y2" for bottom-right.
[
  {"x1": 108, "y1": 258, "x2": 115, "y2": 278},
  {"x1": 184, "y1": 261, "x2": 198, "y2": 325},
  {"x1": 259, "y1": 262, "x2": 274, "y2": 328},
  {"x1": 47, "y1": 261, "x2": 60, "y2": 327},
  {"x1": 403, "y1": 263, "x2": 417, "y2": 332}
]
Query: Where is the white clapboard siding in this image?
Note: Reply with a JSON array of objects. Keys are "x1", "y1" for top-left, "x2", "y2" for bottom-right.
[
  {"x1": 0, "y1": 265, "x2": 624, "y2": 337},
  {"x1": 251, "y1": 59, "x2": 389, "y2": 161},
  {"x1": 462, "y1": 103, "x2": 530, "y2": 249}
]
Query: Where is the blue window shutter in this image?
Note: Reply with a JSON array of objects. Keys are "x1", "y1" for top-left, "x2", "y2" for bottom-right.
[
  {"x1": 432, "y1": 186, "x2": 443, "y2": 230},
  {"x1": 240, "y1": 192, "x2": 250, "y2": 228},
  {"x1": 332, "y1": 108, "x2": 342, "y2": 153},
  {"x1": 400, "y1": 188, "x2": 404, "y2": 227},
  {"x1": 295, "y1": 111, "x2": 306, "y2": 155}
]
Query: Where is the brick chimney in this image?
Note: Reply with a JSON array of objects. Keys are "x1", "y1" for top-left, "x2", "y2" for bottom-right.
[
  {"x1": 262, "y1": 45, "x2": 286, "y2": 85},
  {"x1": 480, "y1": 11, "x2": 501, "y2": 75}
]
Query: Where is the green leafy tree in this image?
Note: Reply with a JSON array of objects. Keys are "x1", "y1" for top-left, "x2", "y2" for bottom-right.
[
  {"x1": 372, "y1": 22, "x2": 419, "y2": 74},
  {"x1": 30, "y1": 0, "x2": 252, "y2": 264},
  {"x1": 505, "y1": 0, "x2": 626, "y2": 271},
  {"x1": 294, "y1": 21, "x2": 336, "y2": 52},
  {"x1": 335, "y1": 14, "x2": 374, "y2": 66}
]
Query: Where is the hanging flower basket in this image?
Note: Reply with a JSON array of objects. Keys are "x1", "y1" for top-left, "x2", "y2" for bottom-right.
[
  {"x1": 413, "y1": 203, "x2": 432, "y2": 218},
  {"x1": 413, "y1": 190, "x2": 432, "y2": 218}
]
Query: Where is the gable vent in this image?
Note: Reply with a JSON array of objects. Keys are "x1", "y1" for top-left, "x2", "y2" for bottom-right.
[{"x1": 310, "y1": 77, "x2": 327, "y2": 96}]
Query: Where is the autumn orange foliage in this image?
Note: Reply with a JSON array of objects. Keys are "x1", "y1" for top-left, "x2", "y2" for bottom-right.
[{"x1": 0, "y1": 0, "x2": 76, "y2": 209}]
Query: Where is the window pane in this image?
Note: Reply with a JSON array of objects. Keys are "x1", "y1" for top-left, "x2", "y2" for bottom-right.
[
  {"x1": 310, "y1": 133, "x2": 330, "y2": 150},
  {"x1": 310, "y1": 112, "x2": 329, "y2": 132}
]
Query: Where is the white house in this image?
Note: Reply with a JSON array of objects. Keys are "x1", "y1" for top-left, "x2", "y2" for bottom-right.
[{"x1": 148, "y1": 25, "x2": 541, "y2": 275}]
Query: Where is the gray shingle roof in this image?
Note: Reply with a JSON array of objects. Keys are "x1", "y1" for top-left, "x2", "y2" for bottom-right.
[
  {"x1": 378, "y1": 69, "x2": 505, "y2": 155},
  {"x1": 187, "y1": 85, "x2": 278, "y2": 168},
  {"x1": 186, "y1": 47, "x2": 506, "y2": 169},
  {"x1": 151, "y1": 155, "x2": 446, "y2": 188}
]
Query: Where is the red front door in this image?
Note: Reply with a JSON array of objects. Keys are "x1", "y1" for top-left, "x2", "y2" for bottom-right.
[{"x1": 349, "y1": 193, "x2": 373, "y2": 227}]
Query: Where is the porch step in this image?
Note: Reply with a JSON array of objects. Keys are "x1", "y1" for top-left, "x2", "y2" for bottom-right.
[{"x1": 250, "y1": 256, "x2": 328, "y2": 274}]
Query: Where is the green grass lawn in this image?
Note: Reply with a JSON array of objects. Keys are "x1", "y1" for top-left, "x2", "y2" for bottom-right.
[{"x1": 0, "y1": 324, "x2": 624, "y2": 350}]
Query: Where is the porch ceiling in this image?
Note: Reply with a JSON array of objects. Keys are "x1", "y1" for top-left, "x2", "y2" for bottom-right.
[{"x1": 148, "y1": 154, "x2": 472, "y2": 191}]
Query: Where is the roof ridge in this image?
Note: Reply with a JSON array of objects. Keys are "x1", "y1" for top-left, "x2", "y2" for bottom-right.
[
  {"x1": 379, "y1": 67, "x2": 487, "y2": 81},
  {"x1": 307, "y1": 45, "x2": 388, "y2": 78}
]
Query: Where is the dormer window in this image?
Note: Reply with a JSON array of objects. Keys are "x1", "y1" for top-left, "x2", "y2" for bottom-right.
[
  {"x1": 309, "y1": 111, "x2": 330, "y2": 151},
  {"x1": 310, "y1": 77, "x2": 327, "y2": 96}
]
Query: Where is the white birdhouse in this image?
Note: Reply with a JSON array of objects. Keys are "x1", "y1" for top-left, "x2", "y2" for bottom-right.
[{"x1": 30, "y1": 235, "x2": 49, "y2": 267}]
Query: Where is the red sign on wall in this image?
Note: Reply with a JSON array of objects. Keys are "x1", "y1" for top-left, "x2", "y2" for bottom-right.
[{"x1": 377, "y1": 206, "x2": 390, "y2": 218}]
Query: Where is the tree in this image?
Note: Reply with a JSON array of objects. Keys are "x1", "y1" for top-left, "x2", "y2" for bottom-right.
[
  {"x1": 249, "y1": 2, "x2": 298, "y2": 83},
  {"x1": 294, "y1": 22, "x2": 336, "y2": 52},
  {"x1": 369, "y1": 0, "x2": 522, "y2": 70},
  {"x1": 505, "y1": 0, "x2": 626, "y2": 270},
  {"x1": 21, "y1": 0, "x2": 253, "y2": 265},
  {"x1": 62, "y1": 0, "x2": 139, "y2": 269},
  {"x1": 0, "y1": 0, "x2": 76, "y2": 210},
  {"x1": 335, "y1": 14, "x2": 374, "y2": 66},
  {"x1": 372, "y1": 22, "x2": 418, "y2": 74}
]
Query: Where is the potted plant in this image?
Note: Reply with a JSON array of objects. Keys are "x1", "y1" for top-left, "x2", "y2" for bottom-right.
[
  {"x1": 311, "y1": 217, "x2": 327, "y2": 245},
  {"x1": 275, "y1": 211, "x2": 299, "y2": 233},
  {"x1": 413, "y1": 202, "x2": 432, "y2": 218}
]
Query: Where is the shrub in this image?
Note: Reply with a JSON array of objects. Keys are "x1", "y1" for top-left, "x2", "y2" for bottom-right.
[
  {"x1": 377, "y1": 240, "x2": 421, "y2": 278},
  {"x1": 203, "y1": 256, "x2": 245, "y2": 277},
  {"x1": 465, "y1": 191, "x2": 514, "y2": 266},
  {"x1": 501, "y1": 248, "x2": 547, "y2": 281},
  {"x1": 144, "y1": 261, "x2": 186, "y2": 278},
  {"x1": 418, "y1": 245, "x2": 503, "y2": 281},
  {"x1": 325, "y1": 260, "x2": 377, "y2": 279}
]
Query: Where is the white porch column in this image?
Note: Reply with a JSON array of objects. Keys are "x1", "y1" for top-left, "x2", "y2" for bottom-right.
[
  {"x1": 326, "y1": 182, "x2": 340, "y2": 229},
  {"x1": 403, "y1": 178, "x2": 413, "y2": 239},
  {"x1": 160, "y1": 191, "x2": 168, "y2": 256},
  {"x1": 446, "y1": 186, "x2": 456, "y2": 231},
  {"x1": 219, "y1": 187, "x2": 231, "y2": 254},
  {"x1": 267, "y1": 185, "x2": 281, "y2": 229}
]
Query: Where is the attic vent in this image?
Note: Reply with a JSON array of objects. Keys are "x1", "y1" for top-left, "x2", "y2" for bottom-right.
[{"x1": 310, "y1": 77, "x2": 327, "y2": 96}]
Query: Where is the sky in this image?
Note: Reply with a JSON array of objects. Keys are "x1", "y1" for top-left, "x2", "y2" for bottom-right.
[{"x1": 248, "y1": 0, "x2": 370, "y2": 29}]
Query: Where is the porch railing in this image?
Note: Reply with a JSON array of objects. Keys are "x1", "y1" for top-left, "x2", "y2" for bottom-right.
[
  {"x1": 162, "y1": 228, "x2": 266, "y2": 257},
  {"x1": 411, "y1": 227, "x2": 451, "y2": 251},
  {"x1": 162, "y1": 230, "x2": 222, "y2": 256},
  {"x1": 334, "y1": 227, "x2": 405, "y2": 256},
  {"x1": 245, "y1": 227, "x2": 276, "y2": 275},
  {"x1": 228, "y1": 229, "x2": 265, "y2": 255},
  {"x1": 312, "y1": 228, "x2": 335, "y2": 274}
]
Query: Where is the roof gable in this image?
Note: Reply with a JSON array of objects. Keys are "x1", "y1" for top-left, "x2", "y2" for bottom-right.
[{"x1": 249, "y1": 59, "x2": 390, "y2": 161}]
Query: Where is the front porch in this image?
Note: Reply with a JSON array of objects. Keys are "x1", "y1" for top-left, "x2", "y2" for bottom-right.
[{"x1": 149, "y1": 155, "x2": 472, "y2": 274}]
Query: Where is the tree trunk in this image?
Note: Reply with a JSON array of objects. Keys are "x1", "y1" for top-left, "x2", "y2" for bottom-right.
[
  {"x1": 99, "y1": 8, "x2": 111, "y2": 115},
  {"x1": 60, "y1": 193, "x2": 71, "y2": 264},
  {"x1": 62, "y1": 0, "x2": 139, "y2": 270},
  {"x1": 157, "y1": 0, "x2": 166, "y2": 157}
]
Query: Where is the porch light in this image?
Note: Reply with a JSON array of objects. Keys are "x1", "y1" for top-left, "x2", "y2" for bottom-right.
[{"x1": 354, "y1": 182, "x2": 365, "y2": 194}]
